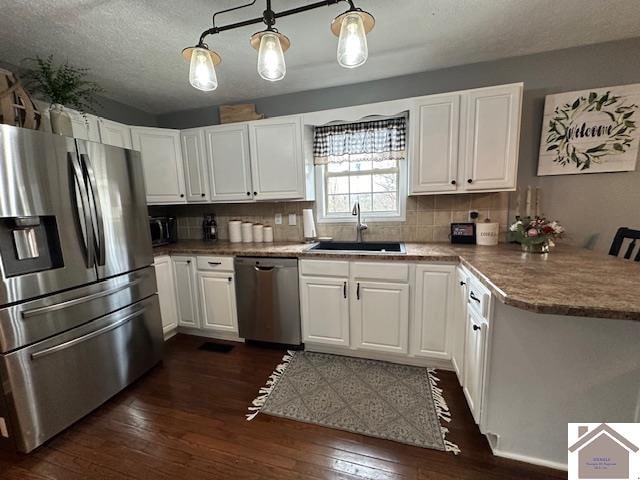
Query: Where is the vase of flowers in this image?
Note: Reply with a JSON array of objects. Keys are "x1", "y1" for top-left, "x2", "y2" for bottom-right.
[
  {"x1": 509, "y1": 216, "x2": 564, "y2": 253},
  {"x1": 21, "y1": 55, "x2": 102, "y2": 136}
]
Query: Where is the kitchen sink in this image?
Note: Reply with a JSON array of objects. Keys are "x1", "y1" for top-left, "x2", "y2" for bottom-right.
[{"x1": 308, "y1": 241, "x2": 406, "y2": 254}]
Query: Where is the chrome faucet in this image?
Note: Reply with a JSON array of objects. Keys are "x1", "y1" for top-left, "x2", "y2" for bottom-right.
[{"x1": 351, "y1": 202, "x2": 368, "y2": 242}]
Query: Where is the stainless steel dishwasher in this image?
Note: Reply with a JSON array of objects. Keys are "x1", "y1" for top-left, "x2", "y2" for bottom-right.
[{"x1": 234, "y1": 257, "x2": 301, "y2": 345}]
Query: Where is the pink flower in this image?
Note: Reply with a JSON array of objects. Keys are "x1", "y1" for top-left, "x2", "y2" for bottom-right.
[{"x1": 527, "y1": 228, "x2": 538, "y2": 237}]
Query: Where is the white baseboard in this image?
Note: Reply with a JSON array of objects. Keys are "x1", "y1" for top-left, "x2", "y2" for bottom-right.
[
  {"x1": 177, "y1": 327, "x2": 245, "y2": 343},
  {"x1": 163, "y1": 328, "x2": 177, "y2": 341},
  {"x1": 492, "y1": 448, "x2": 567, "y2": 472},
  {"x1": 304, "y1": 343, "x2": 454, "y2": 370}
]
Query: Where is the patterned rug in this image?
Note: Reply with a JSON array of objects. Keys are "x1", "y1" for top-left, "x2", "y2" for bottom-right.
[{"x1": 246, "y1": 351, "x2": 459, "y2": 453}]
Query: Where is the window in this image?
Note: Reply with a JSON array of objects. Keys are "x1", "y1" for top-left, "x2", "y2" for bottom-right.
[{"x1": 314, "y1": 117, "x2": 407, "y2": 222}]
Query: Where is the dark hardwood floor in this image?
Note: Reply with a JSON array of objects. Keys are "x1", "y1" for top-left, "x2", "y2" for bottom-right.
[{"x1": 0, "y1": 334, "x2": 565, "y2": 479}]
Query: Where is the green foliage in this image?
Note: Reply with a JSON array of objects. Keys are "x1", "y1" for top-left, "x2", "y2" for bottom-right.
[{"x1": 21, "y1": 55, "x2": 103, "y2": 113}]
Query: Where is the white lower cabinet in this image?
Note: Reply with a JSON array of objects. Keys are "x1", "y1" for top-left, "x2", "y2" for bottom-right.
[
  {"x1": 451, "y1": 267, "x2": 469, "y2": 379},
  {"x1": 172, "y1": 256, "x2": 199, "y2": 328},
  {"x1": 410, "y1": 264, "x2": 454, "y2": 359},
  {"x1": 352, "y1": 281, "x2": 409, "y2": 354},
  {"x1": 153, "y1": 255, "x2": 178, "y2": 337},
  {"x1": 299, "y1": 276, "x2": 349, "y2": 346},
  {"x1": 197, "y1": 271, "x2": 238, "y2": 333},
  {"x1": 463, "y1": 307, "x2": 488, "y2": 423}
]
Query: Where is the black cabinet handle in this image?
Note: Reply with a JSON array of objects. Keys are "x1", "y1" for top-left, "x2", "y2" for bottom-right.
[
  {"x1": 459, "y1": 281, "x2": 466, "y2": 286},
  {"x1": 473, "y1": 324, "x2": 481, "y2": 331},
  {"x1": 343, "y1": 281, "x2": 347, "y2": 299},
  {"x1": 228, "y1": 277, "x2": 232, "y2": 282},
  {"x1": 356, "y1": 282, "x2": 361, "y2": 300},
  {"x1": 186, "y1": 260, "x2": 191, "y2": 264},
  {"x1": 201, "y1": 193, "x2": 205, "y2": 197},
  {"x1": 451, "y1": 180, "x2": 456, "y2": 185},
  {"x1": 470, "y1": 291, "x2": 481, "y2": 303},
  {"x1": 467, "y1": 179, "x2": 473, "y2": 184},
  {"x1": 246, "y1": 192, "x2": 251, "y2": 196},
  {"x1": 180, "y1": 193, "x2": 185, "y2": 198},
  {"x1": 253, "y1": 191, "x2": 258, "y2": 196}
]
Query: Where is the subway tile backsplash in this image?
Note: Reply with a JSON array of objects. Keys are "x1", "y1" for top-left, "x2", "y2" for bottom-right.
[{"x1": 148, "y1": 192, "x2": 510, "y2": 243}]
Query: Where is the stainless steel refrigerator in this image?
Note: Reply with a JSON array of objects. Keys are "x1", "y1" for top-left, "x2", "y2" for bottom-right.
[{"x1": 0, "y1": 125, "x2": 163, "y2": 453}]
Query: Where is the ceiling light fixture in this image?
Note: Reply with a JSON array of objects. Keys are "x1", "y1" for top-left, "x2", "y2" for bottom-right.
[{"x1": 183, "y1": 0, "x2": 375, "y2": 91}]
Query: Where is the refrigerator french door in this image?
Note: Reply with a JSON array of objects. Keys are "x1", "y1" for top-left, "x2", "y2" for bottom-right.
[{"x1": 0, "y1": 125, "x2": 162, "y2": 453}]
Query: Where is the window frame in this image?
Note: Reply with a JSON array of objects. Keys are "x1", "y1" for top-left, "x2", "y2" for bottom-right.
[{"x1": 316, "y1": 156, "x2": 407, "y2": 224}]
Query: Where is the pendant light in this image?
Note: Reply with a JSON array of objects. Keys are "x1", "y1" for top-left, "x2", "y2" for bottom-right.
[
  {"x1": 250, "y1": 29, "x2": 290, "y2": 82},
  {"x1": 182, "y1": 45, "x2": 221, "y2": 91},
  {"x1": 332, "y1": 8, "x2": 375, "y2": 69},
  {"x1": 184, "y1": 0, "x2": 375, "y2": 91}
]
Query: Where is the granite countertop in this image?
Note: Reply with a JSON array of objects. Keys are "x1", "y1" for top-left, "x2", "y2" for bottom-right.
[{"x1": 153, "y1": 240, "x2": 640, "y2": 321}]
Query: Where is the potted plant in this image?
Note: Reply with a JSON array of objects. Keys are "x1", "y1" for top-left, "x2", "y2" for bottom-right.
[
  {"x1": 509, "y1": 216, "x2": 564, "y2": 253},
  {"x1": 21, "y1": 55, "x2": 103, "y2": 136}
]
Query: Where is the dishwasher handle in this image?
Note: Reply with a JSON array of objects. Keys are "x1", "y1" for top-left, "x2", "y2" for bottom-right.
[{"x1": 254, "y1": 265, "x2": 280, "y2": 272}]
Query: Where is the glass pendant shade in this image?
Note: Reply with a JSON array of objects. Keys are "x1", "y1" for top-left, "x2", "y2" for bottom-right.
[
  {"x1": 257, "y1": 32, "x2": 286, "y2": 81},
  {"x1": 189, "y1": 47, "x2": 218, "y2": 91},
  {"x1": 337, "y1": 12, "x2": 368, "y2": 68}
]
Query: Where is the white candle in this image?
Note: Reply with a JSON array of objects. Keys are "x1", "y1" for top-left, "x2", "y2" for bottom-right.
[
  {"x1": 525, "y1": 185, "x2": 532, "y2": 217},
  {"x1": 535, "y1": 187, "x2": 541, "y2": 217}
]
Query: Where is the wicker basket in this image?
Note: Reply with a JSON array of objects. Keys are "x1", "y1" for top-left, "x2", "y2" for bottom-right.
[
  {"x1": 0, "y1": 69, "x2": 41, "y2": 130},
  {"x1": 219, "y1": 103, "x2": 264, "y2": 124}
]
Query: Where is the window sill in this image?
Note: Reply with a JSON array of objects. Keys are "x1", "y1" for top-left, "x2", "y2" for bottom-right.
[{"x1": 317, "y1": 214, "x2": 406, "y2": 224}]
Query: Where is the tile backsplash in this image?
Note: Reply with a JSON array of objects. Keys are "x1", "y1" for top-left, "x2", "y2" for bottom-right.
[{"x1": 148, "y1": 192, "x2": 510, "y2": 243}]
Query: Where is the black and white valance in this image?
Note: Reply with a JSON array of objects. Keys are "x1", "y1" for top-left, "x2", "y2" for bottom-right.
[{"x1": 313, "y1": 117, "x2": 406, "y2": 165}]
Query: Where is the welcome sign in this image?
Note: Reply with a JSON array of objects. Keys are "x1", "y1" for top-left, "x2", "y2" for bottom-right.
[{"x1": 537, "y1": 83, "x2": 640, "y2": 175}]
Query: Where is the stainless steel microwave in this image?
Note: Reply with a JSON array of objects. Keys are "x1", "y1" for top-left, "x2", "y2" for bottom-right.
[{"x1": 149, "y1": 216, "x2": 177, "y2": 246}]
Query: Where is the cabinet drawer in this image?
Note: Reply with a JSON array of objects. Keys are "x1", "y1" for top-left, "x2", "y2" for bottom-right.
[
  {"x1": 467, "y1": 276, "x2": 491, "y2": 320},
  {"x1": 196, "y1": 256, "x2": 234, "y2": 272},
  {"x1": 350, "y1": 262, "x2": 409, "y2": 282},
  {"x1": 299, "y1": 259, "x2": 349, "y2": 277}
]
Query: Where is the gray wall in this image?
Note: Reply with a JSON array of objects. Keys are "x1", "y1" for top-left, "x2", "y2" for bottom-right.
[
  {"x1": 159, "y1": 37, "x2": 640, "y2": 253},
  {"x1": 0, "y1": 60, "x2": 157, "y2": 127}
]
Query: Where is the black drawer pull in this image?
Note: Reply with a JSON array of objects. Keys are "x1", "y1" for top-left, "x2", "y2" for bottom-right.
[
  {"x1": 356, "y1": 282, "x2": 360, "y2": 300},
  {"x1": 343, "y1": 281, "x2": 347, "y2": 299},
  {"x1": 459, "y1": 281, "x2": 466, "y2": 286},
  {"x1": 470, "y1": 291, "x2": 481, "y2": 303},
  {"x1": 472, "y1": 324, "x2": 481, "y2": 331}
]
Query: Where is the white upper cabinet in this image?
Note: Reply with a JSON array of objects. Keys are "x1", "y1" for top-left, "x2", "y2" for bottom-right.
[
  {"x1": 408, "y1": 82, "x2": 522, "y2": 195},
  {"x1": 462, "y1": 84, "x2": 522, "y2": 191},
  {"x1": 248, "y1": 115, "x2": 305, "y2": 200},
  {"x1": 410, "y1": 94, "x2": 460, "y2": 193},
  {"x1": 204, "y1": 124, "x2": 254, "y2": 202},
  {"x1": 411, "y1": 264, "x2": 454, "y2": 360},
  {"x1": 67, "y1": 110, "x2": 101, "y2": 143},
  {"x1": 180, "y1": 128, "x2": 210, "y2": 202},
  {"x1": 98, "y1": 118, "x2": 133, "y2": 149},
  {"x1": 131, "y1": 126, "x2": 186, "y2": 204}
]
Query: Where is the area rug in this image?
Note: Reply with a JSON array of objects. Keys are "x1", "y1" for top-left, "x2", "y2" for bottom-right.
[{"x1": 246, "y1": 351, "x2": 460, "y2": 454}]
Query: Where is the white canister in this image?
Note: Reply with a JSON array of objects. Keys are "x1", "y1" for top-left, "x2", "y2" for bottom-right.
[
  {"x1": 252, "y1": 224, "x2": 264, "y2": 243},
  {"x1": 263, "y1": 226, "x2": 274, "y2": 243},
  {"x1": 476, "y1": 221, "x2": 499, "y2": 246},
  {"x1": 228, "y1": 220, "x2": 242, "y2": 243},
  {"x1": 241, "y1": 222, "x2": 253, "y2": 243}
]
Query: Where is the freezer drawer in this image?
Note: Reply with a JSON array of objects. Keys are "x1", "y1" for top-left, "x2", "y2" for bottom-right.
[
  {"x1": 0, "y1": 295, "x2": 163, "y2": 452},
  {"x1": 0, "y1": 266, "x2": 157, "y2": 353}
]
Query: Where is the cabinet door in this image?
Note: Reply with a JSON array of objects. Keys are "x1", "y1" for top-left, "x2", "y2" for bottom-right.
[
  {"x1": 300, "y1": 276, "x2": 349, "y2": 346},
  {"x1": 451, "y1": 268, "x2": 468, "y2": 380},
  {"x1": 462, "y1": 84, "x2": 521, "y2": 190},
  {"x1": 410, "y1": 95, "x2": 460, "y2": 193},
  {"x1": 98, "y1": 118, "x2": 132, "y2": 149},
  {"x1": 172, "y1": 257, "x2": 199, "y2": 328},
  {"x1": 181, "y1": 128, "x2": 210, "y2": 202},
  {"x1": 248, "y1": 116, "x2": 305, "y2": 200},
  {"x1": 462, "y1": 309, "x2": 487, "y2": 423},
  {"x1": 131, "y1": 126, "x2": 186, "y2": 204},
  {"x1": 153, "y1": 255, "x2": 178, "y2": 336},
  {"x1": 351, "y1": 281, "x2": 409, "y2": 354},
  {"x1": 198, "y1": 271, "x2": 238, "y2": 333},
  {"x1": 410, "y1": 265, "x2": 454, "y2": 360},
  {"x1": 204, "y1": 124, "x2": 254, "y2": 202}
]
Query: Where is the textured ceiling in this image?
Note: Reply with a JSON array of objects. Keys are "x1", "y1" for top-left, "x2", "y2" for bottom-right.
[{"x1": 1, "y1": 0, "x2": 640, "y2": 114}]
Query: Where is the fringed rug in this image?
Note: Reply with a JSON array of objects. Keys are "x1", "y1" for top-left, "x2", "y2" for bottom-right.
[{"x1": 246, "y1": 351, "x2": 460, "y2": 454}]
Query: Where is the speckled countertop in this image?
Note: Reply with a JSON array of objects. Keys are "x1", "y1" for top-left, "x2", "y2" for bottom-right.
[{"x1": 153, "y1": 240, "x2": 640, "y2": 321}]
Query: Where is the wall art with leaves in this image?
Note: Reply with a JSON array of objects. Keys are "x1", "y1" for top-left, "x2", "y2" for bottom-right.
[{"x1": 537, "y1": 83, "x2": 640, "y2": 175}]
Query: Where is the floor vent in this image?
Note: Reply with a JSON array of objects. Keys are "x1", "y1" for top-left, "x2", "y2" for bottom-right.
[{"x1": 199, "y1": 342, "x2": 234, "y2": 354}]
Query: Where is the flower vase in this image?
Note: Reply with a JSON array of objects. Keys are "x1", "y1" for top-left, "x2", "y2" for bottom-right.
[
  {"x1": 521, "y1": 241, "x2": 550, "y2": 254},
  {"x1": 49, "y1": 104, "x2": 73, "y2": 136}
]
